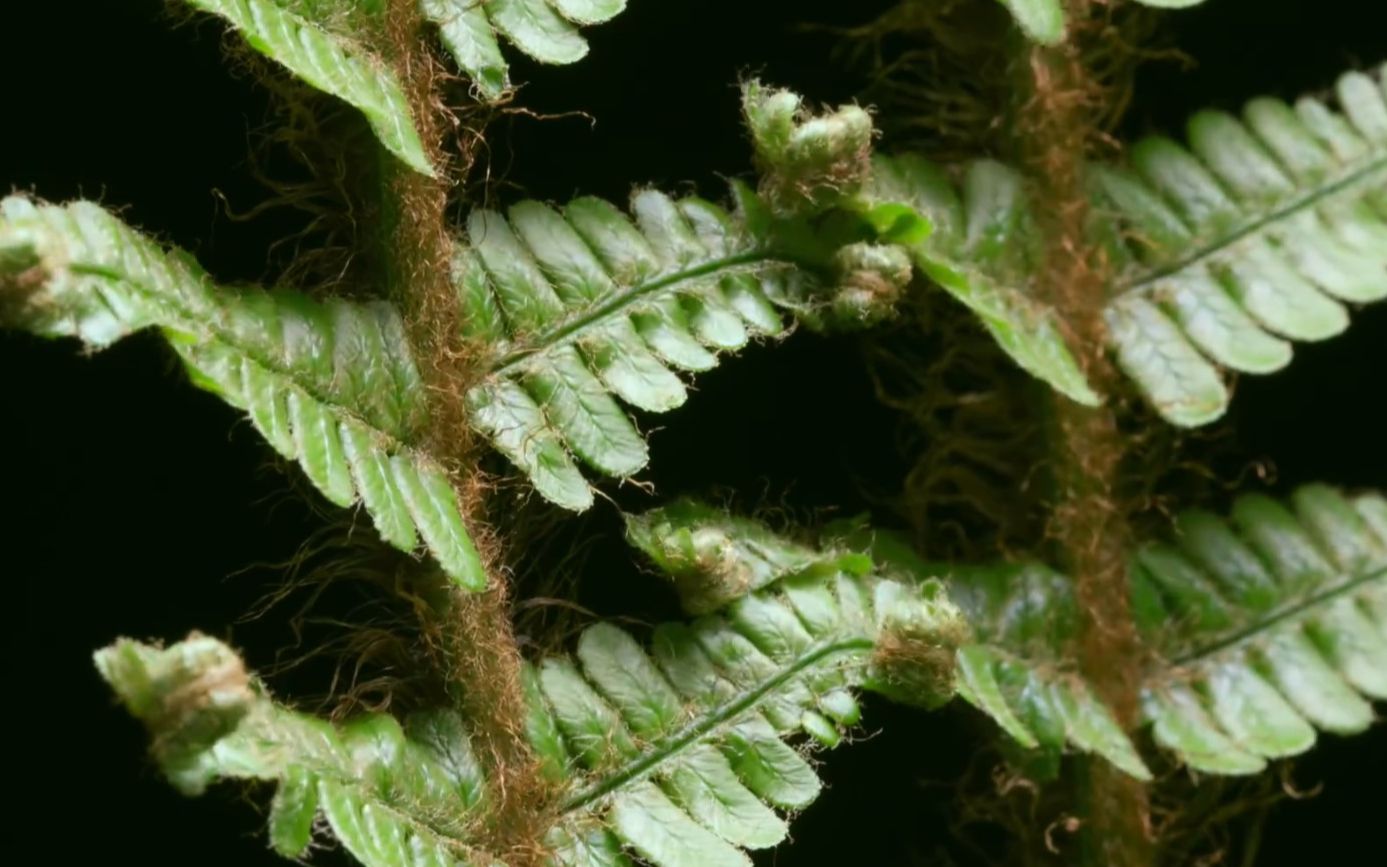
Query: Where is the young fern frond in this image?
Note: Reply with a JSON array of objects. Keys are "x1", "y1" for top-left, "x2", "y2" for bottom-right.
[
  {"x1": 1132, "y1": 484, "x2": 1387, "y2": 774},
  {"x1": 0, "y1": 197, "x2": 486, "y2": 590},
  {"x1": 420, "y1": 0, "x2": 628, "y2": 100},
  {"x1": 997, "y1": 0, "x2": 1209, "y2": 46},
  {"x1": 865, "y1": 154, "x2": 1103, "y2": 407},
  {"x1": 176, "y1": 0, "x2": 434, "y2": 175},
  {"x1": 738, "y1": 80, "x2": 1102, "y2": 405},
  {"x1": 877, "y1": 63, "x2": 1387, "y2": 426},
  {"x1": 459, "y1": 89, "x2": 927, "y2": 510},
  {"x1": 623, "y1": 497, "x2": 873, "y2": 615},
  {"x1": 97, "y1": 535, "x2": 967, "y2": 867},
  {"x1": 1098, "y1": 64, "x2": 1387, "y2": 426},
  {"x1": 871, "y1": 484, "x2": 1387, "y2": 779},
  {"x1": 457, "y1": 188, "x2": 811, "y2": 511}
]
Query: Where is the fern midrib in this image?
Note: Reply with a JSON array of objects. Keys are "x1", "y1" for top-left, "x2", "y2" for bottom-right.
[
  {"x1": 486, "y1": 250, "x2": 781, "y2": 378},
  {"x1": 1116, "y1": 154, "x2": 1387, "y2": 295},
  {"x1": 1168, "y1": 564, "x2": 1387, "y2": 666},
  {"x1": 70, "y1": 262, "x2": 428, "y2": 462},
  {"x1": 558, "y1": 636, "x2": 875, "y2": 813}
]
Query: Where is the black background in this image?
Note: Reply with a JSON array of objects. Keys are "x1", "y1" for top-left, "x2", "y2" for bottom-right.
[{"x1": 4, "y1": 1, "x2": 1385, "y2": 865}]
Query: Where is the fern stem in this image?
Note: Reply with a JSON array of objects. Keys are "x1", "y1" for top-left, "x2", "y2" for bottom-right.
[
  {"x1": 370, "y1": 3, "x2": 555, "y2": 862},
  {"x1": 1015, "y1": 4, "x2": 1151, "y2": 865}
]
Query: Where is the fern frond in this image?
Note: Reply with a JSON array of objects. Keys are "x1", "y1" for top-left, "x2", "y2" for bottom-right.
[
  {"x1": 178, "y1": 0, "x2": 433, "y2": 175},
  {"x1": 997, "y1": 0, "x2": 1209, "y2": 46},
  {"x1": 420, "y1": 0, "x2": 628, "y2": 100},
  {"x1": 872, "y1": 484, "x2": 1387, "y2": 779},
  {"x1": 97, "y1": 634, "x2": 493, "y2": 866},
  {"x1": 0, "y1": 197, "x2": 485, "y2": 590},
  {"x1": 454, "y1": 190, "x2": 787, "y2": 511},
  {"x1": 624, "y1": 498, "x2": 875, "y2": 615},
  {"x1": 1097, "y1": 64, "x2": 1387, "y2": 425},
  {"x1": 875, "y1": 64, "x2": 1387, "y2": 425},
  {"x1": 1130, "y1": 484, "x2": 1387, "y2": 774},
  {"x1": 455, "y1": 81, "x2": 964, "y2": 510},
  {"x1": 98, "y1": 542, "x2": 966, "y2": 867},
  {"x1": 453, "y1": 179, "x2": 907, "y2": 510},
  {"x1": 996, "y1": 0, "x2": 1067, "y2": 44},
  {"x1": 866, "y1": 154, "x2": 1103, "y2": 406}
]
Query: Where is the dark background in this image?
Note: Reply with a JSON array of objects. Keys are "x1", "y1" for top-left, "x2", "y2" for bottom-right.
[{"x1": 4, "y1": 1, "x2": 1385, "y2": 865}]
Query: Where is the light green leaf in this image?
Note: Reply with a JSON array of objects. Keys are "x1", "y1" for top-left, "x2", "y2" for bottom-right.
[
  {"x1": 868, "y1": 155, "x2": 1101, "y2": 407},
  {"x1": 182, "y1": 0, "x2": 432, "y2": 175},
  {"x1": 900, "y1": 485, "x2": 1387, "y2": 778},
  {"x1": 872, "y1": 64, "x2": 1387, "y2": 426},
  {"x1": 98, "y1": 519, "x2": 966, "y2": 867},
  {"x1": 996, "y1": 0, "x2": 1065, "y2": 45},
  {"x1": 625, "y1": 498, "x2": 847, "y2": 614},
  {"x1": 455, "y1": 191, "x2": 796, "y2": 510},
  {"x1": 1102, "y1": 64, "x2": 1387, "y2": 426},
  {"x1": 418, "y1": 0, "x2": 628, "y2": 100},
  {"x1": 0, "y1": 197, "x2": 485, "y2": 590},
  {"x1": 420, "y1": 0, "x2": 509, "y2": 99}
]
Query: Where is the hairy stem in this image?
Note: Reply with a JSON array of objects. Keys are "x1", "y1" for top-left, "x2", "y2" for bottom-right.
[
  {"x1": 1015, "y1": 4, "x2": 1150, "y2": 865},
  {"x1": 372, "y1": 3, "x2": 554, "y2": 862}
]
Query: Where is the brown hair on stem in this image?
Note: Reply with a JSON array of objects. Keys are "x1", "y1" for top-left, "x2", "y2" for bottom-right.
[
  {"x1": 369, "y1": 2, "x2": 558, "y2": 862},
  {"x1": 1012, "y1": 2, "x2": 1151, "y2": 865}
]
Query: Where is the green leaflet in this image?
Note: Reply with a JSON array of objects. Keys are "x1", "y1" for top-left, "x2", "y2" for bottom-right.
[
  {"x1": 454, "y1": 191, "x2": 796, "y2": 511},
  {"x1": 1098, "y1": 63, "x2": 1387, "y2": 426},
  {"x1": 996, "y1": 0, "x2": 1208, "y2": 45},
  {"x1": 97, "y1": 635, "x2": 487, "y2": 867},
  {"x1": 871, "y1": 64, "x2": 1387, "y2": 427},
  {"x1": 866, "y1": 154, "x2": 1103, "y2": 407},
  {"x1": 996, "y1": 0, "x2": 1066, "y2": 44},
  {"x1": 180, "y1": 0, "x2": 432, "y2": 175},
  {"x1": 874, "y1": 484, "x2": 1387, "y2": 779},
  {"x1": 452, "y1": 87, "x2": 954, "y2": 510},
  {"x1": 0, "y1": 197, "x2": 486, "y2": 591},
  {"x1": 420, "y1": 0, "x2": 628, "y2": 100},
  {"x1": 741, "y1": 80, "x2": 875, "y2": 214},
  {"x1": 624, "y1": 498, "x2": 873, "y2": 615},
  {"x1": 97, "y1": 533, "x2": 967, "y2": 867}
]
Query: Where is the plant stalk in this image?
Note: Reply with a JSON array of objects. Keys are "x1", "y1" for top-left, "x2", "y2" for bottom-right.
[
  {"x1": 1014, "y1": 3, "x2": 1151, "y2": 865},
  {"x1": 370, "y1": 3, "x2": 554, "y2": 862}
]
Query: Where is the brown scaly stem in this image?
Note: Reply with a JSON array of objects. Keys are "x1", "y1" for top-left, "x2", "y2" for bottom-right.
[
  {"x1": 1013, "y1": 3, "x2": 1151, "y2": 865},
  {"x1": 369, "y1": 3, "x2": 556, "y2": 863}
]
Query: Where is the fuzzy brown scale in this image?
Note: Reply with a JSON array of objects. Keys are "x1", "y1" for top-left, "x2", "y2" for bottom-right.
[
  {"x1": 1012, "y1": 3, "x2": 1153, "y2": 865},
  {"x1": 872, "y1": 615, "x2": 970, "y2": 708}
]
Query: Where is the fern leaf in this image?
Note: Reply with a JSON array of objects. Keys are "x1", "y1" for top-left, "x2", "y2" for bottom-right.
[
  {"x1": 996, "y1": 0, "x2": 1208, "y2": 45},
  {"x1": 739, "y1": 82, "x2": 1100, "y2": 404},
  {"x1": 1134, "y1": 484, "x2": 1387, "y2": 772},
  {"x1": 97, "y1": 635, "x2": 491, "y2": 866},
  {"x1": 180, "y1": 0, "x2": 433, "y2": 175},
  {"x1": 0, "y1": 197, "x2": 486, "y2": 590},
  {"x1": 456, "y1": 84, "x2": 948, "y2": 510},
  {"x1": 996, "y1": 0, "x2": 1066, "y2": 44},
  {"x1": 867, "y1": 154, "x2": 1103, "y2": 406},
  {"x1": 455, "y1": 189, "x2": 817, "y2": 511},
  {"x1": 624, "y1": 498, "x2": 875, "y2": 615},
  {"x1": 1097, "y1": 64, "x2": 1387, "y2": 425},
  {"x1": 98, "y1": 538, "x2": 967, "y2": 867},
  {"x1": 872, "y1": 484, "x2": 1387, "y2": 779},
  {"x1": 878, "y1": 64, "x2": 1386, "y2": 425},
  {"x1": 420, "y1": 0, "x2": 628, "y2": 100}
]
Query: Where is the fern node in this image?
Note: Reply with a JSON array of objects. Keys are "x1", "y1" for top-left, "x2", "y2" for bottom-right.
[
  {"x1": 741, "y1": 80, "x2": 875, "y2": 215},
  {"x1": 94, "y1": 633, "x2": 254, "y2": 795},
  {"x1": 867, "y1": 580, "x2": 971, "y2": 710}
]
